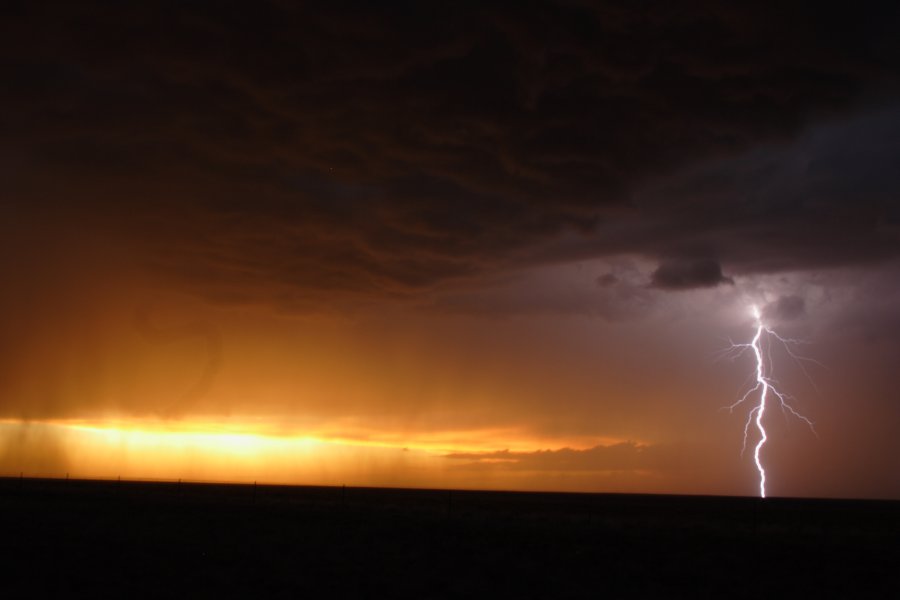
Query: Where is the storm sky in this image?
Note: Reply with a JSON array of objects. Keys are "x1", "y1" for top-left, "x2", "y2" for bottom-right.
[{"x1": 2, "y1": 1, "x2": 900, "y2": 498}]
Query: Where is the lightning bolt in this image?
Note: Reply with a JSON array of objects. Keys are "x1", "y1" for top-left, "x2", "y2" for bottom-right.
[{"x1": 718, "y1": 305, "x2": 817, "y2": 498}]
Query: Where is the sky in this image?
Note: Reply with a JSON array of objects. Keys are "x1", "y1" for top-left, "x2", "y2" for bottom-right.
[{"x1": 2, "y1": 1, "x2": 900, "y2": 498}]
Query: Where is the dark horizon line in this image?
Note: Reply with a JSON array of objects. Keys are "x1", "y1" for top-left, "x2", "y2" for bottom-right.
[{"x1": 3, "y1": 473, "x2": 897, "y2": 504}]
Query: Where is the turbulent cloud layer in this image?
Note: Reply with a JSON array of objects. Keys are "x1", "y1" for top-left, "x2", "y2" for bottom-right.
[{"x1": 2, "y1": 1, "x2": 899, "y2": 311}]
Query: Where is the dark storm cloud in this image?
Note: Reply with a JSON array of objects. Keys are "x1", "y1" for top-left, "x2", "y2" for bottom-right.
[
  {"x1": 2, "y1": 1, "x2": 899, "y2": 310},
  {"x1": 650, "y1": 258, "x2": 733, "y2": 290},
  {"x1": 630, "y1": 105, "x2": 900, "y2": 276}
]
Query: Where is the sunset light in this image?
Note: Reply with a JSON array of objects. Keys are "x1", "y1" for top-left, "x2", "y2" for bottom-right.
[
  {"x1": 1, "y1": 416, "x2": 654, "y2": 491},
  {"x1": 3, "y1": 2, "x2": 899, "y2": 596}
]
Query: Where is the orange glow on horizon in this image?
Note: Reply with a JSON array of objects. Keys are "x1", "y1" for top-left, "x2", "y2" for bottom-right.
[{"x1": 0, "y1": 417, "x2": 640, "y2": 490}]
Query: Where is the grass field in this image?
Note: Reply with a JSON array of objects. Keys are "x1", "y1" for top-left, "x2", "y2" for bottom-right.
[{"x1": 1, "y1": 477, "x2": 897, "y2": 598}]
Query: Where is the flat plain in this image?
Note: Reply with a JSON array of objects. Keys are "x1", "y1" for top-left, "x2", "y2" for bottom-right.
[{"x1": 1, "y1": 477, "x2": 897, "y2": 598}]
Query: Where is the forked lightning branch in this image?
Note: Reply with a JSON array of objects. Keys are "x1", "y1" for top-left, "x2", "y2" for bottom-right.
[{"x1": 719, "y1": 305, "x2": 819, "y2": 498}]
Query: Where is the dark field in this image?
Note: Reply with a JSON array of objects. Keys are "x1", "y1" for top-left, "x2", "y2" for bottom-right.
[{"x1": 1, "y1": 478, "x2": 897, "y2": 598}]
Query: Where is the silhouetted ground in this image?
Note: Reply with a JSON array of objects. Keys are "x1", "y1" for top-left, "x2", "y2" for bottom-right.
[{"x1": 1, "y1": 477, "x2": 897, "y2": 598}]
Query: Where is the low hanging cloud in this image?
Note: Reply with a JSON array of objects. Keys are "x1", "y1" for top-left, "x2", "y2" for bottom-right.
[
  {"x1": 650, "y1": 258, "x2": 734, "y2": 291},
  {"x1": 445, "y1": 442, "x2": 697, "y2": 473}
]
